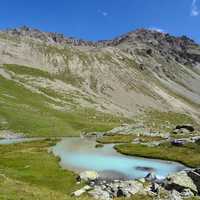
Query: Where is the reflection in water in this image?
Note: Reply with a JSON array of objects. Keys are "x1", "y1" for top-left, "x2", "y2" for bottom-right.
[{"x1": 52, "y1": 137, "x2": 186, "y2": 180}]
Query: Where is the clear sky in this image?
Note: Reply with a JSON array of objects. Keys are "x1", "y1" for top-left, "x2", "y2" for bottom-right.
[{"x1": 0, "y1": 0, "x2": 200, "y2": 42}]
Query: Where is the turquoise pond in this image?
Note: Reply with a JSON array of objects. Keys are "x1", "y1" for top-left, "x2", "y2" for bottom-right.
[{"x1": 52, "y1": 137, "x2": 186, "y2": 180}]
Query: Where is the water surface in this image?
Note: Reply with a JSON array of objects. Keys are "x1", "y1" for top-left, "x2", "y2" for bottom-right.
[
  {"x1": 0, "y1": 138, "x2": 44, "y2": 145},
  {"x1": 52, "y1": 137, "x2": 186, "y2": 180}
]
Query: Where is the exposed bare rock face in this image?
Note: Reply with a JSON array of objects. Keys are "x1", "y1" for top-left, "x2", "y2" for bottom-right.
[{"x1": 0, "y1": 26, "x2": 200, "y2": 122}]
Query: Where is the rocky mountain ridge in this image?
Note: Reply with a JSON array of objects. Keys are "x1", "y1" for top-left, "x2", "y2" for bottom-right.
[
  {"x1": 3, "y1": 26, "x2": 200, "y2": 67},
  {"x1": 3, "y1": 26, "x2": 197, "y2": 47}
]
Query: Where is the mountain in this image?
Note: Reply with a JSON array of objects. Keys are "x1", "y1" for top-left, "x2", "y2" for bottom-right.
[{"x1": 0, "y1": 26, "x2": 200, "y2": 136}]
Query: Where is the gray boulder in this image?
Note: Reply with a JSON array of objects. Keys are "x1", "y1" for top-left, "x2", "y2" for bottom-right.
[
  {"x1": 173, "y1": 124, "x2": 195, "y2": 134},
  {"x1": 187, "y1": 168, "x2": 200, "y2": 194},
  {"x1": 79, "y1": 171, "x2": 99, "y2": 182},
  {"x1": 165, "y1": 170, "x2": 198, "y2": 194},
  {"x1": 171, "y1": 139, "x2": 188, "y2": 146}
]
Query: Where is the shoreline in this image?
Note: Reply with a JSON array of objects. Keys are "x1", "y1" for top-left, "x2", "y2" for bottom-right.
[{"x1": 114, "y1": 143, "x2": 200, "y2": 169}]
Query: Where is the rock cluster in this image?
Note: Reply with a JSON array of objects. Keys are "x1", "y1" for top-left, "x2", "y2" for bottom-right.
[
  {"x1": 171, "y1": 136, "x2": 200, "y2": 146},
  {"x1": 86, "y1": 123, "x2": 170, "y2": 139},
  {"x1": 88, "y1": 180, "x2": 145, "y2": 200},
  {"x1": 72, "y1": 169, "x2": 200, "y2": 200},
  {"x1": 173, "y1": 124, "x2": 195, "y2": 135}
]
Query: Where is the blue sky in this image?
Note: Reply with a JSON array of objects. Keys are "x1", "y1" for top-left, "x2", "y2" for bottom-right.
[{"x1": 0, "y1": 0, "x2": 200, "y2": 42}]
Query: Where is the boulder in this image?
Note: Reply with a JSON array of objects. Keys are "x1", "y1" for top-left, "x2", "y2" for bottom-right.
[
  {"x1": 187, "y1": 168, "x2": 200, "y2": 194},
  {"x1": 171, "y1": 139, "x2": 188, "y2": 146},
  {"x1": 79, "y1": 171, "x2": 99, "y2": 182},
  {"x1": 165, "y1": 171, "x2": 198, "y2": 194},
  {"x1": 173, "y1": 124, "x2": 195, "y2": 134}
]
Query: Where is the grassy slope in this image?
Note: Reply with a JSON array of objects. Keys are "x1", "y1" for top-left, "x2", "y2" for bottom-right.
[
  {"x1": 0, "y1": 139, "x2": 92, "y2": 200},
  {"x1": 0, "y1": 63, "x2": 198, "y2": 137},
  {"x1": 0, "y1": 140, "x2": 158, "y2": 200},
  {"x1": 115, "y1": 142, "x2": 200, "y2": 168},
  {"x1": 0, "y1": 64, "x2": 130, "y2": 136}
]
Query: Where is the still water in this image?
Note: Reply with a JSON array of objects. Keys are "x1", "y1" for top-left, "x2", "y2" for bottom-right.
[
  {"x1": 52, "y1": 137, "x2": 186, "y2": 180},
  {"x1": 0, "y1": 137, "x2": 44, "y2": 145}
]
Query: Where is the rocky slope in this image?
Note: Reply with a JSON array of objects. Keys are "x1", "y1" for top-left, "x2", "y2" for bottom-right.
[{"x1": 0, "y1": 26, "x2": 200, "y2": 136}]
